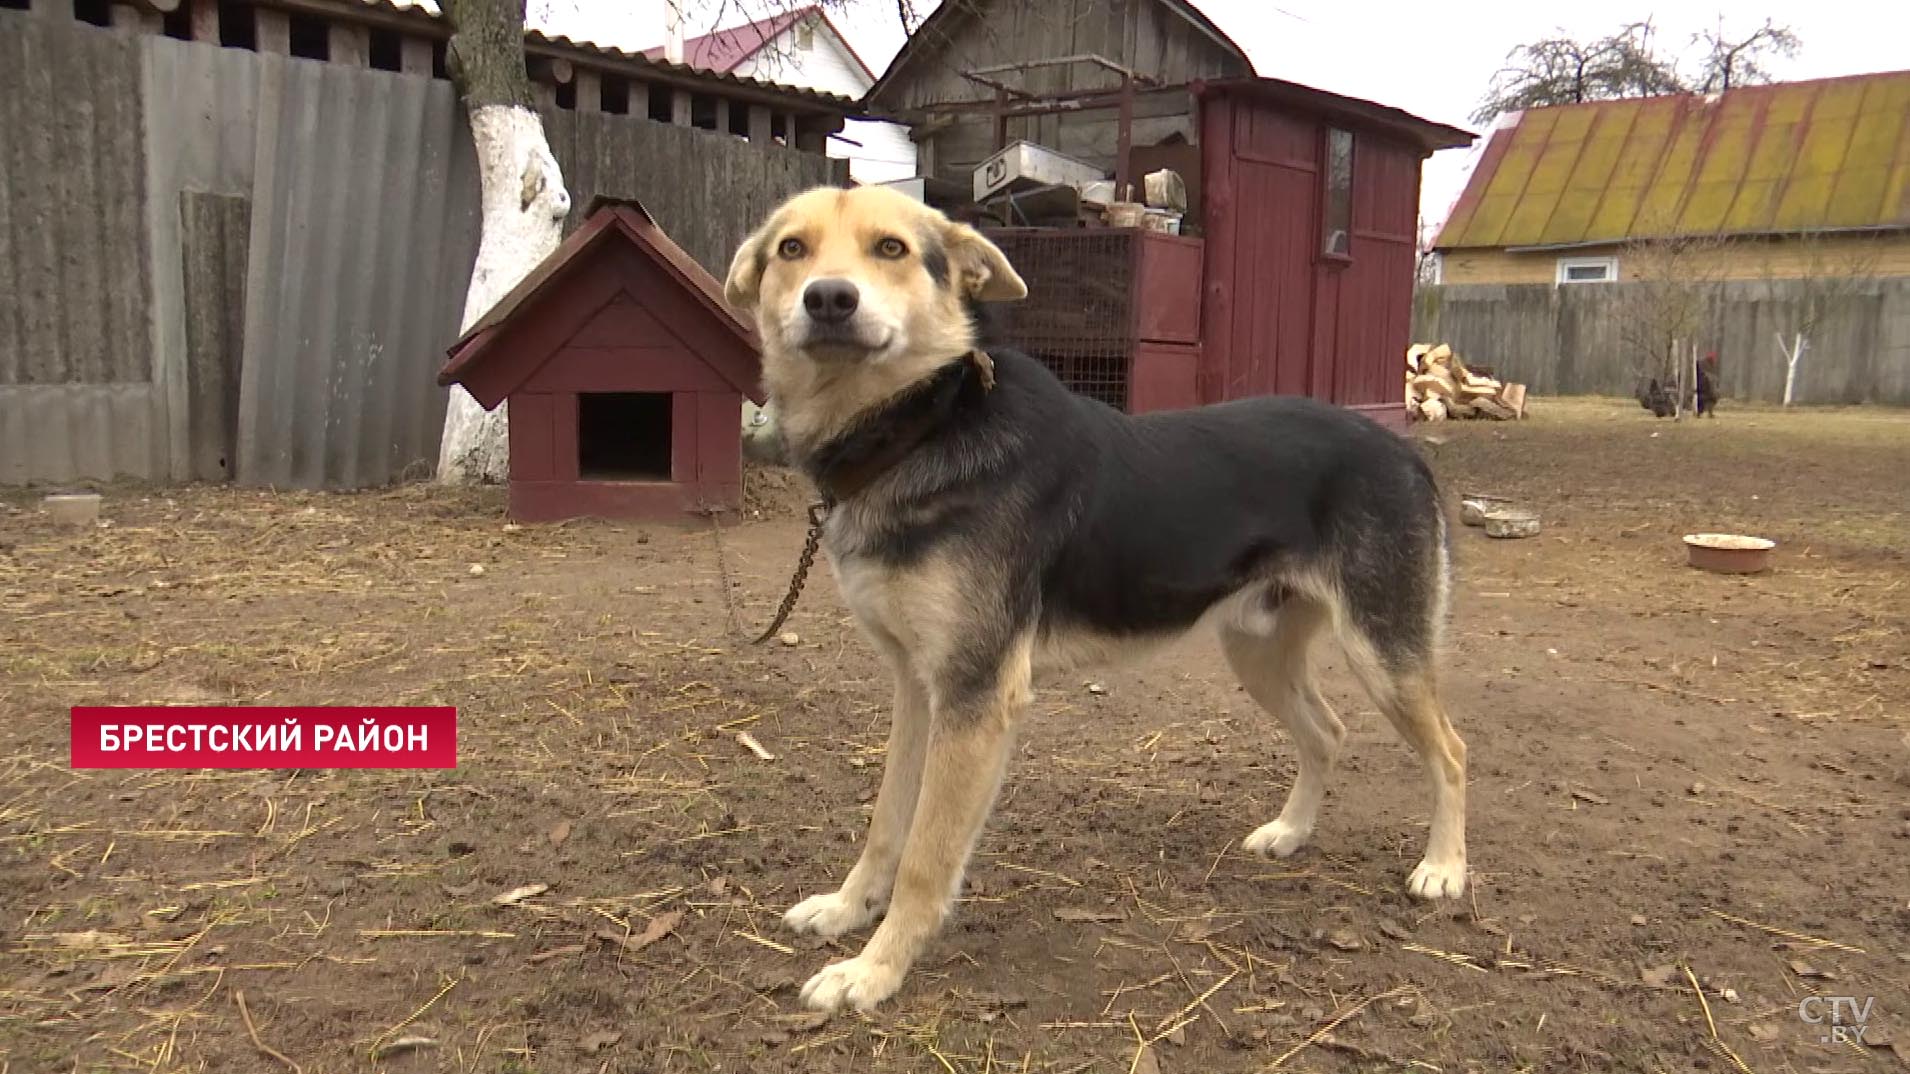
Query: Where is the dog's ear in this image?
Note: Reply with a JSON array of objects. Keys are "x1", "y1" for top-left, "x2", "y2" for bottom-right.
[
  {"x1": 942, "y1": 222, "x2": 1028, "y2": 302},
  {"x1": 724, "y1": 220, "x2": 773, "y2": 312}
]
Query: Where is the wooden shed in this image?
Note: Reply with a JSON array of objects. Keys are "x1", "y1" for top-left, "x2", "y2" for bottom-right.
[
  {"x1": 1193, "y1": 78, "x2": 1471, "y2": 426},
  {"x1": 865, "y1": 0, "x2": 1473, "y2": 427},
  {"x1": 438, "y1": 197, "x2": 763, "y2": 523}
]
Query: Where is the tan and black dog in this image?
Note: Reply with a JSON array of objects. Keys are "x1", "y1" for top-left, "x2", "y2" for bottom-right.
[{"x1": 724, "y1": 185, "x2": 1469, "y2": 1013}]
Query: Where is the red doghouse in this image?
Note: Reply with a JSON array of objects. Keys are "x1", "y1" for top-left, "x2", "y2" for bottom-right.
[{"x1": 439, "y1": 197, "x2": 763, "y2": 522}]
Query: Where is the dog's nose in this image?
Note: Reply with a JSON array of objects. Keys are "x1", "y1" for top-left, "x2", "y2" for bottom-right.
[{"x1": 802, "y1": 279, "x2": 860, "y2": 324}]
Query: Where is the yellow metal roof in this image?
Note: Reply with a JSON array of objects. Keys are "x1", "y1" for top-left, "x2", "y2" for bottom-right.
[{"x1": 1434, "y1": 70, "x2": 1910, "y2": 250}]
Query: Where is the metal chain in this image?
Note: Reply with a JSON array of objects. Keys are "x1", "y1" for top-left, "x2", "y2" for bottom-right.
[
  {"x1": 753, "y1": 501, "x2": 829, "y2": 644},
  {"x1": 700, "y1": 504, "x2": 744, "y2": 637}
]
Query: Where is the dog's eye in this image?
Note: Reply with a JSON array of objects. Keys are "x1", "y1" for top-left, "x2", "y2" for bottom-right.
[
  {"x1": 877, "y1": 237, "x2": 908, "y2": 259},
  {"x1": 777, "y1": 237, "x2": 806, "y2": 260}
]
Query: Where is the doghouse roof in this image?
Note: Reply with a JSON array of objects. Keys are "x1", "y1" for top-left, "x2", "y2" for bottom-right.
[{"x1": 439, "y1": 197, "x2": 764, "y2": 407}]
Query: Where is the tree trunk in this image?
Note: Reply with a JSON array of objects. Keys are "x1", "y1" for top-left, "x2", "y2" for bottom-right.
[
  {"x1": 436, "y1": 0, "x2": 571, "y2": 485},
  {"x1": 1782, "y1": 332, "x2": 1806, "y2": 407}
]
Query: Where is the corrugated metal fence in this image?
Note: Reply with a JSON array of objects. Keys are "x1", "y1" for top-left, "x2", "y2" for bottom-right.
[
  {"x1": 0, "y1": 14, "x2": 157, "y2": 481},
  {"x1": 0, "y1": 11, "x2": 844, "y2": 488},
  {"x1": 1412, "y1": 280, "x2": 1910, "y2": 406}
]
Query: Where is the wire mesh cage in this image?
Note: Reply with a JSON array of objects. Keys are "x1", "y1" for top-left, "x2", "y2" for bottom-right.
[{"x1": 984, "y1": 229, "x2": 1139, "y2": 410}]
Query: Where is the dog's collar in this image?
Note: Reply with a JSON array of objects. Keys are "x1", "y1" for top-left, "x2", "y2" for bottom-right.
[{"x1": 805, "y1": 350, "x2": 995, "y2": 507}]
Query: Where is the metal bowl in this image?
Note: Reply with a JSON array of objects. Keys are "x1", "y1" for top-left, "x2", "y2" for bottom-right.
[
  {"x1": 1460, "y1": 494, "x2": 1515, "y2": 527},
  {"x1": 1482, "y1": 507, "x2": 1541, "y2": 539}
]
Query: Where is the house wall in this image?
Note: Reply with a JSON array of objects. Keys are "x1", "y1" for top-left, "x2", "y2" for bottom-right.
[
  {"x1": 0, "y1": 11, "x2": 844, "y2": 488},
  {"x1": 1437, "y1": 233, "x2": 1910, "y2": 286},
  {"x1": 1412, "y1": 277, "x2": 1910, "y2": 406},
  {"x1": 870, "y1": 0, "x2": 1248, "y2": 185},
  {"x1": 732, "y1": 29, "x2": 917, "y2": 184}
]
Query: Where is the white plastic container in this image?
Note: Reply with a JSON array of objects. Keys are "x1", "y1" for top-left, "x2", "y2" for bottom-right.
[{"x1": 974, "y1": 140, "x2": 1105, "y2": 203}]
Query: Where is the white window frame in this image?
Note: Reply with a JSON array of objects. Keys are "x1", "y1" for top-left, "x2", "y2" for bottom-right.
[{"x1": 1556, "y1": 256, "x2": 1618, "y2": 285}]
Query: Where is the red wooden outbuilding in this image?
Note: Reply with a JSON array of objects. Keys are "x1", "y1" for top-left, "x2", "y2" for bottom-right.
[
  {"x1": 1193, "y1": 78, "x2": 1470, "y2": 428},
  {"x1": 967, "y1": 78, "x2": 1472, "y2": 427},
  {"x1": 438, "y1": 197, "x2": 763, "y2": 523}
]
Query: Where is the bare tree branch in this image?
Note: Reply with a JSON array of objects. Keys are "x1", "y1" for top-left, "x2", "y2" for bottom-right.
[
  {"x1": 1758, "y1": 233, "x2": 1882, "y2": 406},
  {"x1": 1616, "y1": 220, "x2": 1730, "y2": 417},
  {"x1": 1472, "y1": 21, "x2": 1683, "y2": 125},
  {"x1": 1691, "y1": 17, "x2": 1801, "y2": 93}
]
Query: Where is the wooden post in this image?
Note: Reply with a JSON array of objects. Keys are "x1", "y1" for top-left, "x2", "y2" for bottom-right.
[
  {"x1": 576, "y1": 70, "x2": 601, "y2": 113},
  {"x1": 329, "y1": 21, "x2": 370, "y2": 66},
  {"x1": 629, "y1": 80, "x2": 650, "y2": 118},
  {"x1": 992, "y1": 87, "x2": 1008, "y2": 152},
  {"x1": 781, "y1": 112, "x2": 798, "y2": 145},
  {"x1": 189, "y1": 0, "x2": 218, "y2": 43},
  {"x1": 714, "y1": 97, "x2": 730, "y2": 135},
  {"x1": 747, "y1": 104, "x2": 772, "y2": 144},
  {"x1": 400, "y1": 36, "x2": 433, "y2": 75},
  {"x1": 1115, "y1": 73, "x2": 1134, "y2": 200},
  {"x1": 533, "y1": 81, "x2": 556, "y2": 112},
  {"x1": 255, "y1": 7, "x2": 289, "y2": 52},
  {"x1": 795, "y1": 113, "x2": 841, "y2": 155},
  {"x1": 671, "y1": 89, "x2": 692, "y2": 126}
]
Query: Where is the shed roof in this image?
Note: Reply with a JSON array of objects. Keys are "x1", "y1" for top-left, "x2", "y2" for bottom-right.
[
  {"x1": 866, "y1": 0, "x2": 1254, "y2": 106},
  {"x1": 439, "y1": 197, "x2": 763, "y2": 406},
  {"x1": 1194, "y1": 78, "x2": 1475, "y2": 154},
  {"x1": 1434, "y1": 69, "x2": 1910, "y2": 251}
]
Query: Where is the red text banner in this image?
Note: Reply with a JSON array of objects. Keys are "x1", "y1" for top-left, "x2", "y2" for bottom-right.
[{"x1": 70, "y1": 707, "x2": 457, "y2": 769}]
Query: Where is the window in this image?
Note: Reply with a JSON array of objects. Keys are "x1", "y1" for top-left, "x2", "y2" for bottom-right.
[
  {"x1": 1322, "y1": 128, "x2": 1353, "y2": 259},
  {"x1": 1556, "y1": 256, "x2": 1618, "y2": 284},
  {"x1": 368, "y1": 27, "x2": 403, "y2": 71},
  {"x1": 578, "y1": 393, "x2": 673, "y2": 480},
  {"x1": 287, "y1": 13, "x2": 329, "y2": 60},
  {"x1": 217, "y1": 0, "x2": 256, "y2": 48}
]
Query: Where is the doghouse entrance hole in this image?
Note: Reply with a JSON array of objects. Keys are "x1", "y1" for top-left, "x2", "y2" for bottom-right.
[{"x1": 578, "y1": 393, "x2": 672, "y2": 480}]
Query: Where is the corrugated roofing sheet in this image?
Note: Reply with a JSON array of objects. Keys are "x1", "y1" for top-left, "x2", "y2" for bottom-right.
[
  {"x1": 1435, "y1": 70, "x2": 1910, "y2": 250},
  {"x1": 320, "y1": 0, "x2": 861, "y2": 111},
  {"x1": 639, "y1": 9, "x2": 809, "y2": 74}
]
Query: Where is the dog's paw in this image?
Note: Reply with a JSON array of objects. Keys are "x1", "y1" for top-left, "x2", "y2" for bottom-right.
[
  {"x1": 799, "y1": 955, "x2": 905, "y2": 1013},
  {"x1": 1242, "y1": 820, "x2": 1311, "y2": 859},
  {"x1": 784, "y1": 890, "x2": 877, "y2": 939},
  {"x1": 1407, "y1": 857, "x2": 1467, "y2": 900}
]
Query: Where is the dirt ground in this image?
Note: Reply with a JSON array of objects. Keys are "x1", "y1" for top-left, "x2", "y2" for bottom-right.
[{"x1": 3, "y1": 397, "x2": 1908, "y2": 1074}]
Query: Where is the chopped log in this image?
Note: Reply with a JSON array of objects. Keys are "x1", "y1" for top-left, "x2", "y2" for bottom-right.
[
  {"x1": 1471, "y1": 397, "x2": 1516, "y2": 421},
  {"x1": 1428, "y1": 343, "x2": 1453, "y2": 365},
  {"x1": 1447, "y1": 400, "x2": 1478, "y2": 420},
  {"x1": 1419, "y1": 398, "x2": 1449, "y2": 422},
  {"x1": 1500, "y1": 382, "x2": 1528, "y2": 419},
  {"x1": 1412, "y1": 372, "x2": 1457, "y2": 400}
]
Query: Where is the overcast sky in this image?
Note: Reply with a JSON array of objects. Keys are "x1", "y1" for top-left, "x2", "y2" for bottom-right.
[{"x1": 550, "y1": 1, "x2": 1910, "y2": 236}]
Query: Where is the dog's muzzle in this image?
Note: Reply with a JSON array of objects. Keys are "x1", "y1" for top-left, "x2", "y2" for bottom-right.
[{"x1": 794, "y1": 277, "x2": 886, "y2": 356}]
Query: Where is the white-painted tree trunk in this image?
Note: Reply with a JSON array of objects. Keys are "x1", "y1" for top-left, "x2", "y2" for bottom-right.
[
  {"x1": 1775, "y1": 331, "x2": 1807, "y2": 407},
  {"x1": 436, "y1": 104, "x2": 572, "y2": 484}
]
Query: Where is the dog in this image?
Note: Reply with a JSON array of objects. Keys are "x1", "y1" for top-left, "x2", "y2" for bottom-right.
[{"x1": 724, "y1": 185, "x2": 1469, "y2": 1013}]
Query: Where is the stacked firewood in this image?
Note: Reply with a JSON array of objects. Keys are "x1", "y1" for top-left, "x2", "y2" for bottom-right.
[{"x1": 1406, "y1": 344, "x2": 1528, "y2": 422}]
